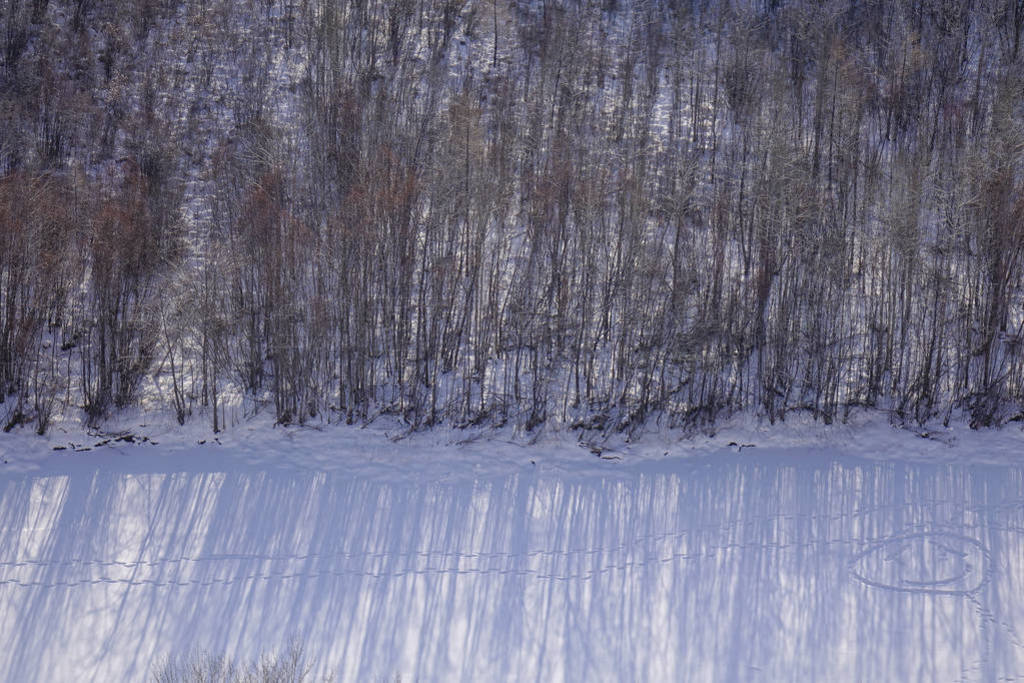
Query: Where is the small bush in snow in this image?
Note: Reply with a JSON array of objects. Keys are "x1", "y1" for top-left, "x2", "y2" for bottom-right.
[{"x1": 152, "y1": 642, "x2": 333, "y2": 683}]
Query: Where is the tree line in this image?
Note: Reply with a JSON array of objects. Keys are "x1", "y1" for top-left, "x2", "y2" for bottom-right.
[{"x1": 1, "y1": 0, "x2": 1023, "y2": 435}]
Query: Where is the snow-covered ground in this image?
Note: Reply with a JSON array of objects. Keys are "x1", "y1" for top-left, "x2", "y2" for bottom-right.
[{"x1": 2, "y1": 414, "x2": 1024, "y2": 681}]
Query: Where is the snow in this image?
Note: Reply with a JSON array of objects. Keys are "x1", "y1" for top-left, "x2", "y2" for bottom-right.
[{"x1": 1, "y1": 414, "x2": 1024, "y2": 681}]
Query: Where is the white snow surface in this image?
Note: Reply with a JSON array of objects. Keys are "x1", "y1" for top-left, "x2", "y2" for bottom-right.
[{"x1": 2, "y1": 413, "x2": 1024, "y2": 682}]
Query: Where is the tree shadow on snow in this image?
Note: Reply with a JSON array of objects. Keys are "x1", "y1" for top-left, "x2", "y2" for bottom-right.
[{"x1": 1, "y1": 455, "x2": 1024, "y2": 680}]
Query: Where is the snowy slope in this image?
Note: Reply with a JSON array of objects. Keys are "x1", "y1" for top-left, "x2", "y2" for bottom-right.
[{"x1": 1, "y1": 417, "x2": 1024, "y2": 681}]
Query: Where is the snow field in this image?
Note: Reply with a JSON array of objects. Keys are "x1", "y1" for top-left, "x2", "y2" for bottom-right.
[{"x1": 1, "y1": 415, "x2": 1024, "y2": 680}]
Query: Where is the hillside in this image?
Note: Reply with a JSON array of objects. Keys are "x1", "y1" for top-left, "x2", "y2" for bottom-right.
[{"x1": 2, "y1": 0, "x2": 1024, "y2": 437}]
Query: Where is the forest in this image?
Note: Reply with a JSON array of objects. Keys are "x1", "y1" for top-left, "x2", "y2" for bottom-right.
[{"x1": 1, "y1": 0, "x2": 1023, "y2": 435}]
